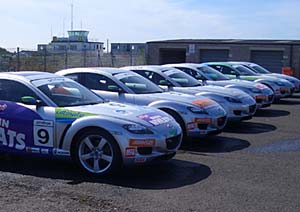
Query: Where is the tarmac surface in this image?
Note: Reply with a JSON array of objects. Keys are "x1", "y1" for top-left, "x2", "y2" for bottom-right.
[{"x1": 0, "y1": 94, "x2": 300, "y2": 212}]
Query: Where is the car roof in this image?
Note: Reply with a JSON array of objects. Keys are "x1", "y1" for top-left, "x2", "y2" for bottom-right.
[
  {"x1": 203, "y1": 62, "x2": 232, "y2": 66},
  {"x1": 57, "y1": 67, "x2": 128, "y2": 76},
  {"x1": 0, "y1": 71, "x2": 60, "y2": 82}
]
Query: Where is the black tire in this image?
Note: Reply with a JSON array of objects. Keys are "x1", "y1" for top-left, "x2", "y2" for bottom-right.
[{"x1": 71, "y1": 128, "x2": 122, "y2": 176}]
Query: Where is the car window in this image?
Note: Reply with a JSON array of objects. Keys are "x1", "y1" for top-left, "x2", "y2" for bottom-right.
[
  {"x1": 83, "y1": 73, "x2": 123, "y2": 92},
  {"x1": 115, "y1": 72, "x2": 163, "y2": 94},
  {"x1": 0, "y1": 79, "x2": 38, "y2": 103},
  {"x1": 198, "y1": 66, "x2": 229, "y2": 80},
  {"x1": 232, "y1": 65, "x2": 257, "y2": 76},
  {"x1": 176, "y1": 67, "x2": 198, "y2": 78},
  {"x1": 33, "y1": 77, "x2": 104, "y2": 107},
  {"x1": 133, "y1": 70, "x2": 166, "y2": 85},
  {"x1": 65, "y1": 73, "x2": 80, "y2": 82}
]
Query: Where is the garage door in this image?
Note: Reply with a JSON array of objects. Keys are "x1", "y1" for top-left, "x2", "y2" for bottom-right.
[
  {"x1": 250, "y1": 50, "x2": 283, "y2": 73},
  {"x1": 199, "y1": 49, "x2": 229, "y2": 63},
  {"x1": 159, "y1": 49, "x2": 186, "y2": 65}
]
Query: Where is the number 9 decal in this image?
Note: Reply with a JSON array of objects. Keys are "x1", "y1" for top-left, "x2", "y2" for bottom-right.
[{"x1": 34, "y1": 120, "x2": 54, "y2": 147}]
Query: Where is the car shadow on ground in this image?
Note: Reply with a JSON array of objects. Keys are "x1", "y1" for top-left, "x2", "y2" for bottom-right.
[
  {"x1": 254, "y1": 108, "x2": 290, "y2": 117},
  {"x1": 0, "y1": 155, "x2": 211, "y2": 190},
  {"x1": 274, "y1": 99, "x2": 300, "y2": 105},
  {"x1": 181, "y1": 136, "x2": 250, "y2": 153},
  {"x1": 223, "y1": 121, "x2": 276, "y2": 134}
]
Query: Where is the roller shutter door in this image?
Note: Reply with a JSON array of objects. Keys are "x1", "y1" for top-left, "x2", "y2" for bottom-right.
[
  {"x1": 199, "y1": 49, "x2": 229, "y2": 62},
  {"x1": 250, "y1": 50, "x2": 283, "y2": 73},
  {"x1": 159, "y1": 49, "x2": 186, "y2": 65}
]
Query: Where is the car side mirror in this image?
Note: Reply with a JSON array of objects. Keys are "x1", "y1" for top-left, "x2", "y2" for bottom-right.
[
  {"x1": 21, "y1": 96, "x2": 43, "y2": 108},
  {"x1": 107, "y1": 85, "x2": 123, "y2": 93},
  {"x1": 159, "y1": 79, "x2": 171, "y2": 87}
]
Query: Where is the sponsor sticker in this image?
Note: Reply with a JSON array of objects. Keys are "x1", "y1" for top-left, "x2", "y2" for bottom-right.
[
  {"x1": 186, "y1": 122, "x2": 195, "y2": 131},
  {"x1": 129, "y1": 139, "x2": 156, "y2": 147},
  {"x1": 192, "y1": 99, "x2": 215, "y2": 108},
  {"x1": 55, "y1": 108, "x2": 95, "y2": 123},
  {"x1": 195, "y1": 118, "x2": 212, "y2": 124},
  {"x1": 33, "y1": 120, "x2": 54, "y2": 148},
  {"x1": 0, "y1": 104, "x2": 7, "y2": 111},
  {"x1": 125, "y1": 147, "x2": 136, "y2": 157},
  {"x1": 137, "y1": 112, "x2": 171, "y2": 126},
  {"x1": 134, "y1": 158, "x2": 147, "y2": 163},
  {"x1": 26, "y1": 147, "x2": 40, "y2": 154}
]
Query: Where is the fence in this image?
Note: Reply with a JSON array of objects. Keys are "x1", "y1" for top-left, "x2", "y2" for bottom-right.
[{"x1": 0, "y1": 47, "x2": 146, "y2": 73}]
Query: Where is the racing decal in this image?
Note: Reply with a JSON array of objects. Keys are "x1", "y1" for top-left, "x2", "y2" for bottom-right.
[
  {"x1": 0, "y1": 104, "x2": 7, "y2": 111},
  {"x1": 33, "y1": 120, "x2": 54, "y2": 147},
  {"x1": 169, "y1": 128, "x2": 178, "y2": 137},
  {"x1": 192, "y1": 99, "x2": 216, "y2": 108},
  {"x1": 114, "y1": 109, "x2": 132, "y2": 115},
  {"x1": 55, "y1": 108, "x2": 95, "y2": 123},
  {"x1": 255, "y1": 84, "x2": 267, "y2": 89},
  {"x1": 137, "y1": 112, "x2": 172, "y2": 126},
  {"x1": 0, "y1": 101, "x2": 42, "y2": 152},
  {"x1": 53, "y1": 148, "x2": 70, "y2": 156},
  {"x1": 242, "y1": 76, "x2": 257, "y2": 81}
]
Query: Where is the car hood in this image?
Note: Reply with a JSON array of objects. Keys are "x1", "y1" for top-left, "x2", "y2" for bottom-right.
[
  {"x1": 172, "y1": 85, "x2": 250, "y2": 99},
  {"x1": 60, "y1": 101, "x2": 175, "y2": 128},
  {"x1": 265, "y1": 73, "x2": 300, "y2": 82},
  {"x1": 143, "y1": 91, "x2": 224, "y2": 112},
  {"x1": 206, "y1": 79, "x2": 258, "y2": 89}
]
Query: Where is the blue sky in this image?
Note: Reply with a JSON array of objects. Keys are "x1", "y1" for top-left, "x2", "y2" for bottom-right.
[{"x1": 0, "y1": 0, "x2": 299, "y2": 50}]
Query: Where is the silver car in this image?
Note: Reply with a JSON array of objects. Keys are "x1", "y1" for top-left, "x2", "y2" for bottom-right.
[
  {"x1": 238, "y1": 62, "x2": 300, "y2": 93},
  {"x1": 56, "y1": 68, "x2": 228, "y2": 138},
  {"x1": 0, "y1": 72, "x2": 182, "y2": 176},
  {"x1": 122, "y1": 66, "x2": 257, "y2": 122},
  {"x1": 204, "y1": 62, "x2": 295, "y2": 100},
  {"x1": 164, "y1": 63, "x2": 274, "y2": 108}
]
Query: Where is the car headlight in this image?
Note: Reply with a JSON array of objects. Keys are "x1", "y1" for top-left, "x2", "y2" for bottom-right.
[
  {"x1": 224, "y1": 96, "x2": 242, "y2": 103},
  {"x1": 187, "y1": 106, "x2": 208, "y2": 114},
  {"x1": 250, "y1": 88, "x2": 261, "y2": 93},
  {"x1": 123, "y1": 124, "x2": 153, "y2": 134}
]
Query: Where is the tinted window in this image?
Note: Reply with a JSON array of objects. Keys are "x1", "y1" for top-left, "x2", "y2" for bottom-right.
[
  {"x1": 232, "y1": 65, "x2": 258, "y2": 76},
  {"x1": 32, "y1": 77, "x2": 104, "y2": 107},
  {"x1": 133, "y1": 70, "x2": 167, "y2": 85},
  {"x1": 115, "y1": 73, "x2": 163, "y2": 94},
  {"x1": 197, "y1": 66, "x2": 229, "y2": 80},
  {"x1": 83, "y1": 73, "x2": 123, "y2": 91},
  {"x1": 0, "y1": 79, "x2": 38, "y2": 103}
]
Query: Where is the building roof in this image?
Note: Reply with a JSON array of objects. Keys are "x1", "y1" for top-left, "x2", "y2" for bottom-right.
[{"x1": 147, "y1": 39, "x2": 300, "y2": 45}]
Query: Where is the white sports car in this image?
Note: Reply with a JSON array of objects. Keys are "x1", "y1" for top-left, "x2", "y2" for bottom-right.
[
  {"x1": 57, "y1": 68, "x2": 228, "y2": 138},
  {"x1": 0, "y1": 72, "x2": 182, "y2": 176},
  {"x1": 123, "y1": 66, "x2": 257, "y2": 122}
]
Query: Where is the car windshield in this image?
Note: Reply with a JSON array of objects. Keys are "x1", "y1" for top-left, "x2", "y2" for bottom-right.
[
  {"x1": 116, "y1": 73, "x2": 163, "y2": 94},
  {"x1": 250, "y1": 65, "x2": 271, "y2": 74},
  {"x1": 232, "y1": 65, "x2": 258, "y2": 76},
  {"x1": 197, "y1": 66, "x2": 229, "y2": 81},
  {"x1": 32, "y1": 77, "x2": 104, "y2": 107},
  {"x1": 164, "y1": 70, "x2": 202, "y2": 87}
]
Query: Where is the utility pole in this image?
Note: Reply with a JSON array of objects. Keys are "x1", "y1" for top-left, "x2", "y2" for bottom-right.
[
  {"x1": 17, "y1": 47, "x2": 20, "y2": 71},
  {"x1": 71, "y1": 2, "x2": 74, "y2": 31},
  {"x1": 44, "y1": 47, "x2": 47, "y2": 72},
  {"x1": 106, "y1": 39, "x2": 109, "y2": 53}
]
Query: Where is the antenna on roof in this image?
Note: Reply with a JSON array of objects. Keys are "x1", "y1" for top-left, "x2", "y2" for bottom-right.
[
  {"x1": 63, "y1": 18, "x2": 65, "y2": 37},
  {"x1": 71, "y1": 1, "x2": 74, "y2": 31}
]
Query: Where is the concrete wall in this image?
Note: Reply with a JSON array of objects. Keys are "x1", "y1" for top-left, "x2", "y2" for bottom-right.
[{"x1": 146, "y1": 41, "x2": 300, "y2": 77}]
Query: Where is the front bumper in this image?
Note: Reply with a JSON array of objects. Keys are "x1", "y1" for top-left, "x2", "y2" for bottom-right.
[
  {"x1": 185, "y1": 115, "x2": 227, "y2": 138},
  {"x1": 117, "y1": 131, "x2": 182, "y2": 165},
  {"x1": 224, "y1": 103, "x2": 257, "y2": 121}
]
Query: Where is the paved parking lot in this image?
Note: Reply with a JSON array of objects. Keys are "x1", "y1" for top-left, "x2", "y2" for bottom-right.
[{"x1": 0, "y1": 94, "x2": 300, "y2": 212}]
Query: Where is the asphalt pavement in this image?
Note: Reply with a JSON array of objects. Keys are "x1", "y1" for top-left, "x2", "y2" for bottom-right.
[{"x1": 0, "y1": 94, "x2": 300, "y2": 212}]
